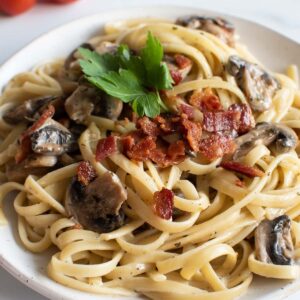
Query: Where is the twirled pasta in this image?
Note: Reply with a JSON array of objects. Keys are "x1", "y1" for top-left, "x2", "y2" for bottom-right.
[{"x1": 0, "y1": 17, "x2": 300, "y2": 300}]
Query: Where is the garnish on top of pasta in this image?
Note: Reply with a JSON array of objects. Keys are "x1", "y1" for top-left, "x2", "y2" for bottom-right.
[{"x1": 0, "y1": 15, "x2": 300, "y2": 300}]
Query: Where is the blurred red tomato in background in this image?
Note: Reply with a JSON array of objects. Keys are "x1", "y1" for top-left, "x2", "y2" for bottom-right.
[
  {"x1": 50, "y1": 0, "x2": 78, "y2": 3},
  {"x1": 0, "y1": 0, "x2": 36, "y2": 15},
  {"x1": 0, "y1": 0, "x2": 78, "y2": 16}
]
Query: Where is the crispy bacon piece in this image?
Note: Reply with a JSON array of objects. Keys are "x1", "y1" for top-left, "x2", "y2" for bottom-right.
[
  {"x1": 180, "y1": 104, "x2": 194, "y2": 119},
  {"x1": 199, "y1": 134, "x2": 236, "y2": 160},
  {"x1": 20, "y1": 105, "x2": 55, "y2": 142},
  {"x1": 150, "y1": 140, "x2": 186, "y2": 167},
  {"x1": 126, "y1": 136, "x2": 156, "y2": 161},
  {"x1": 203, "y1": 103, "x2": 254, "y2": 134},
  {"x1": 203, "y1": 110, "x2": 240, "y2": 132},
  {"x1": 15, "y1": 136, "x2": 31, "y2": 164},
  {"x1": 170, "y1": 69, "x2": 183, "y2": 85},
  {"x1": 167, "y1": 141, "x2": 185, "y2": 160},
  {"x1": 220, "y1": 161, "x2": 264, "y2": 178},
  {"x1": 174, "y1": 54, "x2": 192, "y2": 69},
  {"x1": 228, "y1": 104, "x2": 255, "y2": 134},
  {"x1": 95, "y1": 136, "x2": 117, "y2": 161},
  {"x1": 122, "y1": 135, "x2": 135, "y2": 154},
  {"x1": 182, "y1": 116, "x2": 202, "y2": 152},
  {"x1": 190, "y1": 89, "x2": 222, "y2": 112},
  {"x1": 153, "y1": 188, "x2": 174, "y2": 220},
  {"x1": 77, "y1": 161, "x2": 96, "y2": 186},
  {"x1": 154, "y1": 115, "x2": 178, "y2": 134},
  {"x1": 137, "y1": 116, "x2": 159, "y2": 137}
]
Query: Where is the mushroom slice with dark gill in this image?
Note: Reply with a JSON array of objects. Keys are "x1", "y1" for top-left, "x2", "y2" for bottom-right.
[
  {"x1": 31, "y1": 119, "x2": 77, "y2": 155},
  {"x1": 64, "y1": 81, "x2": 123, "y2": 124},
  {"x1": 5, "y1": 155, "x2": 57, "y2": 183},
  {"x1": 176, "y1": 15, "x2": 235, "y2": 46},
  {"x1": 3, "y1": 96, "x2": 58, "y2": 124},
  {"x1": 64, "y1": 43, "x2": 94, "y2": 81},
  {"x1": 227, "y1": 55, "x2": 280, "y2": 112},
  {"x1": 65, "y1": 171, "x2": 127, "y2": 233},
  {"x1": 255, "y1": 215, "x2": 294, "y2": 265},
  {"x1": 234, "y1": 122, "x2": 298, "y2": 160}
]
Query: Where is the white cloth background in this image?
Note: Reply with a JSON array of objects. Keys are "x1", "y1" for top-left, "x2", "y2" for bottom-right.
[{"x1": 0, "y1": 0, "x2": 299, "y2": 298}]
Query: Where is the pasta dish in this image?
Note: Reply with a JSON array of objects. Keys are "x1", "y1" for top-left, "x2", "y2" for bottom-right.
[{"x1": 0, "y1": 15, "x2": 300, "y2": 300}]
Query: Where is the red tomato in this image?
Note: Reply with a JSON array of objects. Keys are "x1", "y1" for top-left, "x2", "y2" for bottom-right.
[
  {"x1": 50, "y1": 0, "x2": 78, "y2": 4},
  {"x1": 0, "y1": 0, "x2": 36, "y2": 16}
]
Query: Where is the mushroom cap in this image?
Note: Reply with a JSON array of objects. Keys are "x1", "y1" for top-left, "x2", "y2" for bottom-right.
[
  {"x1": 176, "y1": 16, "x2": 235, "y2": 46},
  {"x1": 255, "y1": 215, "x2": 294, "y2": 265},
  {"x1": 227, "y1": 56, "x2": 279, "y2": 112},
  {"x1": 234, "y1": 122, "x2": 298, "y2": 159},
  {"x1": 65, "y1": 171, "x2": 127, "y2": 233},
  {"x1": 30, "y1": 119, "x2": 76, "y2": 156},
  {"x1": 65, "y1": 82, "x2": 123, "y2": 124},
  {"x1": 3, "y1": 96, "x2": 58, "y2": 124}
]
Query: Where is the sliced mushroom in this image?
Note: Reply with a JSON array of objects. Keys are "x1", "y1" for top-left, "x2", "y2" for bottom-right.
[
  {"x1": 30, "y1": 119, "x2": 77, "y2": 155},
  {"x1": 176, "y1": 15, "x2": 235, "y2": 46},
  {"x1": 25, "y1": 154, "x2": 58, "y2": 168},
  {"x1": 3, "y1": 96, "x2": 58, "y2": 124},
  {"x1": 65, "y1": 171, "x2": 127, "y2": 233},
  {"x1": 234, "y1": 122, "x2": 298, "y2": 159},
  {"x1": 64, "y1": 43, "x2": 94, "y2": 81},
  {"x1": 227, "y1": 56, "x2": 280, "y2": 112},
  {"x1": 65, "y1": 81, "x2": 123, "y2": 124},
  {"x1": 255, "y1": 215, "x2": 294, "y2": 265},
  {"x1": 5, "y1": 155, "x2": 57, "y2": 183},
  {"x1": 95, "y1": 41, "x2": 118, "y2": 55}
]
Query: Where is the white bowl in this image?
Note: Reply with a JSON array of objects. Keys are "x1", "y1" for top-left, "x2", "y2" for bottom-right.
[{"x1": 0, "y1": 6, "x2": 299, "y2": 300}]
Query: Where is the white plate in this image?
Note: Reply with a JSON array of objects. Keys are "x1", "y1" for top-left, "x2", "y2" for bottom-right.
[{"x1": 0, "y1": 6, "x2": 299, "y2": 300}]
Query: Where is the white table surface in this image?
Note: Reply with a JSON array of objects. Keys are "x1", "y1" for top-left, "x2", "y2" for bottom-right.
[{"x1": 0, "y1": 0, "x2": 299, "y2": 299}]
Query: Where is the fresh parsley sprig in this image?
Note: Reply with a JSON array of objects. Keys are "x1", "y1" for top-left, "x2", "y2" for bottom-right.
[{"x1": 78, "y1": 32, "x2": 173, "y2": 118}]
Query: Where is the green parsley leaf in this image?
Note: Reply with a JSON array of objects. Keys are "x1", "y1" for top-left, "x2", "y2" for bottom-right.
[
  {"x1": 117, "y1": 45, "x2": 145, "y2": 82},
  {"x1": 87, "y1": 69, "x2": 145, "y2": 103},
  {"x1": 141, "y1": 32, "x2": 173, "y2": 90},
  {"x1": 132, "y1": 93, "x2": 161, "y2": 118},
  {"x1": 141, "y1": 32, "x2": 163, "y2": 71},
  {"x1": 78, "y1": 47, "x2": 118, "y2": 76},
  {"x1": 79, "y1": 32, "x2": 173, "y2": 118}
]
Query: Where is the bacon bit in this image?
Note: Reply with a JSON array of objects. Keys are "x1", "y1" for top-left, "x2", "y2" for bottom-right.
[
  {"x1": 153, "y1": 188, "x2": 174, "y2": 220},
  {"x1": 154, "y1": 115, "x2": 177, "y2": 134},
  {"x1": 235, "y1": 179, "x2": 245, "y2": 188},
  {"x1": 174, "y1": 54, "x2": 192, "y2": 69},
  {"x1": 228, "y1": 104, "x2": 255, "y2": 134},
  {"x1": 122, "y1": 135, "x2": 135, "y2": 154},
  {"x1": 199, "y1": 134, "x2": 236, "y2": 160},
  {"x1": 77, "y1": 161, "x2": 96, "y2": 186},
  {"x1": 190, "y1": 89, "x2": 222, "y2": 112},
  {"x1": 137, "y1": 116, "x2": 159, "y2": 137},
  {"x1": 170, "y1": 69, "x2": 183, "y2": 85},
  {"x1": 126, "y1": 136, "x2": 156, "y2": 161},
  {"x1": 150, "y1": 145, "x2": 186, "y2": 168},
  {"x1": 182, "y1": 116, "x2": 202, "y2": 152},
  {"x1": 15, "y1": 136, "x2": 31, "y2": 164},
  {"x1": 95, "y1": 136, "x2": 117, "y2": 161},
  {"x1": 20, "y1": 105, "x2": 55, "y2": 142},
  {"x1": 220, "y1": 161, "x2": 264, "y2": 178},
  {"x1": 167, "y1": 140, "x2": 185, "y2": 160},
  {"x1": 203, "y1": 110, "x2": 240, "y2": 132},
  {"x1": 180, "y1": 104, "x2": 194, "y2": 119}
]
